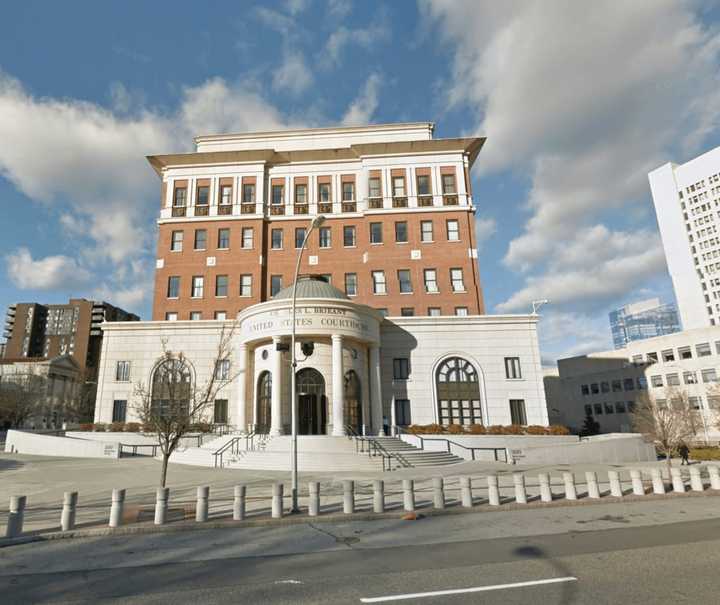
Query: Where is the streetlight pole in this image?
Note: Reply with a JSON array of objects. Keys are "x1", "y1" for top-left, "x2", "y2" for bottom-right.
[{"x1": 290, "y1": 214, "x2": 326, "y2": 513}]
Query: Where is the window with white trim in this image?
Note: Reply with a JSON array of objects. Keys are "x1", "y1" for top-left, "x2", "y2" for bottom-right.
[
  {"x1": 372, "y1": 271, "x2": 386, "y2": 294},
  {"x1": 450, "y1": 268, "x2": 465, "y2": 292}
]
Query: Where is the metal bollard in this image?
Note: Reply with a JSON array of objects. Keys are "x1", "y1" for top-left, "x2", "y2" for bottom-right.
[
  {"x1": 513, "y1": 473, "x2": 527, "y2": 504},
  {"x1": 585, "y1": 471, "x2": 600, "y2": 499},
  {"x1": 538, "y1": 473, "x2": 552, "y2": 502},
  {"x1": 402, "y1": 479, "x2": 415, "y2": 512},
  {"x1": 487, "y1": 475, "x2": 500, "y2": 506},
  {"x1": 432, "y1": 477, "x2": 445, "y2": 509},
  {"x1": 650, "y1": 468, "x2": 665, "y2": 494},
  {"x1": 196, "y1": 486, "x2": 209, "y2": 522},
  {"x1": 608, "y1": 471, "x2": 623, "y2": 498},
  {"x1": 373, "y1": 479, "x2": 384, "y2": 513},
  {"x1": 459, "y1": 476, "x2": 473, "y2": 507},
  {"x1": 708, "y1": 465, "x2": 720, "y2": 490},
  {"x1": 272, "y1": 483, "x2": 284, "y2": 518},
  {"x1": 233, "y1": 485, "x2": 246, "y2": 521},
  {"x1": 6, "y1": 495, "x2": 27, "y2": 538},
  {"x1": 342, "y1": 480, "x2": 355, "y2": 514},
  {"x1": 308, "y1": 482, "x2": 320, "y2": 516},
  {"x1": 562, "y1": 472, "x2": 577, "y2": 500},
  {"x1": 61, "y1": 491, "x2": 78, "y2": 531},
  {"x1": 109, "y1": 488, "x2": 125, "y2": 528},
  {"x1": 689, "y1": 466, "x2": 704, "y2": 492},
  {"x1": 670, "y1": 468, "x2": 685, "y2": 493},
  {"x1": 630, "y1": 469, "x2": 644, "y2": 495},
  {"x1": 154, "y1": 487, "x2": 169, "y2": 525}
]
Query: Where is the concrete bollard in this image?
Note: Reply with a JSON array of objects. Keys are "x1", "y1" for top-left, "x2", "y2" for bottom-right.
[
  {"x1": 6, "y1": 495, "x2": 27, "y2": 538},
  {"x1": 373, "y1": 479, "x2": 384, "y2": 513},
  {"x1": 460, "y1": 476, "x2": 473, "y2": 507},
  {"x1": 608, "y1": 471, "x2": 623, "y2": 498},
  {"x1": 538, "y1": 473, "x2": 552, "y2": 502},
  {"x1": 651, "y1": 468, "x2": 665, "y2": 494},
  {"x1": 670, "y1": 468, "x2": 685, "y2": 493},
  {"x1": 402, "y1": 479, "x2": 415, "y2": 512},
  {"x1": 513, "y1": 473, "x2": 527, "y2": 504},
  {"x1": 272, "y1": 483, "x2": 284, "y2": 518},
  {"x1": 233, "y1": 485, "x2": 246, "y2": 521},
  {"x1": 61, "y1": 491, "x2": 78, "y2": 531},
  {"x1": 708, "y1": 465, "x2": 720, "y2": 490},
  {"x1": 154, "y1": 488, "x2": 169, "y2": 525},
  {"x1": 196, "y1": 486, "x2": 210, "y2": 522},
  {"x1": 432, "y1": 477, "x2": 445, "y2": 509},
  {"x1": 689, "y1": 466, "x2": 704, "y2": 492},
  {"x1": 562, "y1": 472, "x2": 577, "y2": 500},
  {"x1": 109, "y1": 488, "x2": 125, "y2": 528},
  {"x1": 487, "y1": 475, "x2": 500, "y2": 506},
  {"x1": 585, "y1": 471, "x2": 600, "y2": 499},
  {"x1": 308, "y1": 482, "x2": 320, "y2": 517},
  {"x1": 630, "y1": 469, "x2": 644, "y2": 495},
  {"x1": 342, "y1": 480, "x2": 355, "y2": 514}
]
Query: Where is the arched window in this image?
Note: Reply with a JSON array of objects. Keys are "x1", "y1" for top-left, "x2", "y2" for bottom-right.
[
  {"x1": 344, "y1": 370, "x2": 362, "y2": 431},
  {"x1": 151, "y1": 356, "x2": 192, "y2": 418},
  {"x1": 436, "y1": 357, "x2": 482, "y2": 426},
  {"x1": 256, "y1": 371, "x2": 272, "y2": 432}
]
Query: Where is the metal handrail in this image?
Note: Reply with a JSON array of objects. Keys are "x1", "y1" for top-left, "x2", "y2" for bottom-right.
[
  {"x1": 213, "y1": 436, "x2": 242, "y2": 468},
  {"x1": 396, "y1": 427, "x2": 509, "y2": 463},
  {"x1": 119, "y1": 443, "x2": 159, "y2": 457},
  {"x1": 344, "y1": 425, "x2": 409, "y2": 471}
]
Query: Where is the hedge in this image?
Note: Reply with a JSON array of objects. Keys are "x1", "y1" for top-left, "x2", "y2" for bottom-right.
[{"x1": 405, "y1": 424, "x2": 570, "y2": 436}]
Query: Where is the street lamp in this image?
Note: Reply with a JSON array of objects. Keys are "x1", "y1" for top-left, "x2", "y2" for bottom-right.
[{"x1": 290, "y1": 214, "x2": 326, "y2": 513}]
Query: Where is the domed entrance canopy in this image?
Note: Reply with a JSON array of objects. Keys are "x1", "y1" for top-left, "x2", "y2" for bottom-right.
[{"x1": 272, "y1": 275, "x2": 349, "y2": 301}]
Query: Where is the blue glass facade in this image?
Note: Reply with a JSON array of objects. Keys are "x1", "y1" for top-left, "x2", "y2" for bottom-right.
[{"x1": 609, "y1": 301, "x2": 681, "y2": 349}]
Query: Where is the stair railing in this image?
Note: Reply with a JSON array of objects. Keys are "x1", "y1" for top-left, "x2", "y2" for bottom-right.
[
  {"x1": 395, "y1": 427, "x2": 509, "y2": 463},
  {"x1": 213, "y1": 436, "x2": 242, "y2": 468}
]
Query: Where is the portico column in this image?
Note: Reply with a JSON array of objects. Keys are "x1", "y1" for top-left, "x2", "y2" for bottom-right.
[
  {"x1": 369, "y1": 344, "x2": 383, "y2": 436},
  {"x1": 332, "y1": 334, "x2": 345, "y2": 436},
  {"x1": 235, "y1": 343, "x2": 248, "y2": 432},
  {"x1": 270, "y1": 336, "x2": 283, "y2": 436}
]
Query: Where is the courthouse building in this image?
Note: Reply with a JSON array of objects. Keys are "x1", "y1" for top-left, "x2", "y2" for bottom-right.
[{"x1": 94, "y1": 123, "x2": 548, "y2": 435}]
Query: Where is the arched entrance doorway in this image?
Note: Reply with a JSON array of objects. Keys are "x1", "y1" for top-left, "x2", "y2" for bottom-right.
[
  {"x1": 256, "y1": 371, "x2": 272, "y2": 433},
  {"x1": 344, "y1": 370, "x2": 362, "y2": 433},
  {"x1": 435, "y1": 357, "x2": 482, "y2": 426},
  {"x1": 297, "y1": 368, "x2": 326, "y2": 435}
]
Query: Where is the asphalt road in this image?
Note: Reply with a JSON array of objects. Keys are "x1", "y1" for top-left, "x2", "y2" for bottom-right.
[{"x1": 1, "y1": 511, "x2": 720, "y2": 604}]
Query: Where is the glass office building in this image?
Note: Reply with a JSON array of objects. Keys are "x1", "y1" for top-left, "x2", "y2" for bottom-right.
[{"x1": 609, "y1": 298, "x2": 681, "y2": 349}]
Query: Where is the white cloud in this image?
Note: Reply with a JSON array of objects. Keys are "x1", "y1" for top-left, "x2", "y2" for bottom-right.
[
  {"x1": 322, "y1": 15, "x2": 389, "y2": 67},
  {"x1": 475, "y1": 217, "x2": 496, "y2": 249},
  {"x1": 286, "y1": 0, "x2": 311, "y2": 15},
  {"x1": 272, "y1": 52, "x2": 314, "y2": 96},
  {"x1": 341, "y1": 73, "x2": 382, "y2": 126},
  {"x1": 6, "y1": 248, "x2": 91, "y2": 290},
  {"x1": 328, "y1": 0, "x2": 352, "y2": 19}
]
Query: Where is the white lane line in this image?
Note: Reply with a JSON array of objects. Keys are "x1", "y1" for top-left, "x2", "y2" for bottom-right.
[{"x1": 359, "y1": 576, "x2": 578, "y2": 603}]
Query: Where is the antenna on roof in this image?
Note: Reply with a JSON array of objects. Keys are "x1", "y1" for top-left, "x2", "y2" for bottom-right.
[{"x1": 531, "y1": 299, "x2": 550, "y2": 315}]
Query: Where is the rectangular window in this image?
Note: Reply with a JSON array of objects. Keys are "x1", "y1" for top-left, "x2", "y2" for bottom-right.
[
  {"x1": 220, "y1": 185, "x2": 232, "y2": 205},
  {"x1": 421, "y1": 221, "x2": 433, "y2": 242},
  {"x1": 190, "y1": 311, "x2": 202, "y2": 321},
  {"x1": 401, "y1": 307, "x2": 415, "y2": 316},
  {"x1": 416, "y1": 174, "x2": 431, "y2": 196},
  {"x1": 632, "y1": 354, "x2": 643, "y2": 364},
  {"x1": 428, "y1": 307, "x2": 441, "y2": 316},
  {"x1": 239, "y1": 274, "x2": 252, "y2": 297},
  {"x1": 215, "y1": 275, "x2": 228, "y2": 297},
  {"x1": 612, "y1": 379, "x2": 622, "y2": 392},
  {"x1": 345, "y1": 273, "x2": 357, "y2": 296},
  {"x1": 651, "y1": 375, "x2": 663, "y2": 387},
  {"x1": 115, "y1": 361, "x2": 130, "y2": 382},
  {"x1": 295, "y1": 227, "x2": 306, "y2": 249},
  {"x1": 218, "y1": 228, "x2": 230, "y2": 249},
  {"x1": 661, "y1": 349, "x2": 675, "y2": 362},
  {"x1": 702, "y1": 368, "x2": 718, "y2": 383},
  {"x1": 368, "y1": 177, "x2": 381, "y2": 198},
  {"x1": 684, "y1": 371, "x2": 697, "y2": 384},
  {"x1": 196, "y1": 185, "x2": 209, "y2": 205},
  {"x1": 395, "y1": 398, "x2": 411, "y2": 426},
  {"x1": 392, "y1": 176, "x2": 406, "y2": 197},
  {"x1": 167, "y1": 276, "x2": 180, "y2": 298},
  {"x1": 689, "y1": 396, "x2": 702, "y2": 410},
  {"x1": 112, "y1": 400, "x2": 127, "y2": 423},
  {"x1": 647, "y1": 352, "x2": 658, "y2": 363},
  {"x1": 271, "y1": 184, "x2": 284, "y2": 205},
  {"x1": 342, "y1": 182, "x2": 354, "y2": 201},
  {"x1": 601, "y1": 381, "x2": 610, "y2": 393},
  {"x1": 697, "y1": 342, "x2": 711, "y2": 357},
  {"x1": 372, "y1": 271, "x2": 386, "y2": 294},
  {"x1": 343, "y1": 225, "x2": 356, "y2": 247},
  {"x1": 442, "y1": 173, "x2": 457, "y2": 194},
  {"x1": 424, "y1": 269, "x2": 438, "y2": 293},
  {"x1": 370, "y1": 222, "x2": 383, "y2": 244},
  {"x1": 447, "y1": 219, "x2": 460, "y2": 241},
  {"x1": 319, "y1": 226, "x2": 331, "y2": 248},
  {"x1": 455, "y1": 307, "x2": 468, "y2": 316},
  {"x1": 242, "y1": 183, "x2": 255, "y2": 204},
  {"x1": 271, "y1": 229, "x2": 283, "y2": 249},
  {"x1": 318, "y1": 182, "x2": 331, "y2": 202},
  {"x1": 194, "y1": 229, "x2": 207, "y2": 250},
  {"x1": 165, "y1": 312, "x2": 178, "y2": 321},
  {"x1": 584, "y1": 404, "x2": 592, "y2": 415},
  {"x1": 215, "y1": 311, "x2": 226, "y2": 320},
  {"x1": 637, "y1": 376, "x2": 647, "y2": 390},
  {"x1": 191, "y1": 276, "x2": 204, "y2": 298},
  {"x1": 505, "y1": 357, "x2": 522, "y2": 379},
  {"x1": 678, "y1": 346, "x2": 692, "y2": 359},
  {"x1": 615, "y1": 402, "x2": 627, "y2": 413},
  {"x1": 666, "y1": 373, "x2": 680, "y2": 386},
  {"x1": 215, "y1": 360, "x2": 230, "y2": 381},
  {"x1": 395, "y1": 221, "x2": 408, "y2": 243},
  {"x1": 171, "y1": 230, "x2": 183, "y2": 252},
  {"x1": 214, "y1": 399, "x2": 228, "y2": 424},
  {"x1": 623, "y1": 378, "x2": 635, "y2": 390},
  {"x1": 174, "y1": 187, "x2": 187, "y2": 206},
  {"x1": 242, "y1": 227, "x2": 253, "y2": 249},
  {"x1": 295, "y1": 184, "x2": 307, "y2": 204},
  {"x1": 450, "y1": 268, "x2": 465, "y2": 292},
  {"x1": 581, "y1": 384, "x2": 590, "y2": 396},
  {"x1": 398, "y1": 269, "x2": 413, "y2": 293},
  {"x1": 393, "y1": 358, "x2": 410, "y2": 379},
  {"x1": 604, "y1": 403, "x2": 614, "y2": 414},
  {"x1": 591, "y1": 383, "x2": 599, "y2": 394},
  {"x1": 271, "y1": 275, "x2": 283, "y2": 297},
  {"x1": 594, "y1": 403, "x2": 603, "y2": 415},
  {"x1": 509, "y1": 399, "x2": 527, "y2": 425}
]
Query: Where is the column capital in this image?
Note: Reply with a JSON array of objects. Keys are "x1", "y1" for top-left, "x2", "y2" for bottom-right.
[
  {"x1": 272, "y1": 335, "x2": 283, "y2": 344},
  {"x1": 237, "y1": 342, "x2": 248, "y2": 352},
  {"x1": 331, "y1": 334, "x2": 344, "y2": 342}
]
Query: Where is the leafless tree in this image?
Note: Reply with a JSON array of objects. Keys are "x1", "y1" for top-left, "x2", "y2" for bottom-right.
[
  {"x1": 631, "y1": 388, "x2": 699, "y2": 476},
  {"x1": 0, "y1": 370, "x2": 48, "y2": 428},
  {"x1": 133, "y1": 324, "x2": 238, "y2": 487}
]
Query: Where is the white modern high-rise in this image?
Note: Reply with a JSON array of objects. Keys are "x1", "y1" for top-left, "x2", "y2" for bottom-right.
[{"x1": 649, "y1": 146, "x2": 720, "y2": 330}]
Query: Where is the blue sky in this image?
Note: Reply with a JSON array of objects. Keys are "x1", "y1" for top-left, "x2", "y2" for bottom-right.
[{"x1": 1, "y1": 0, "x2": 719, "y2": 365}]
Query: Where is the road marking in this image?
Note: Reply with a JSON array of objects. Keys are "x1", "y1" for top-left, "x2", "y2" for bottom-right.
[{"x1": 359, "y1": 576, "x2": 578, "y2": 602}]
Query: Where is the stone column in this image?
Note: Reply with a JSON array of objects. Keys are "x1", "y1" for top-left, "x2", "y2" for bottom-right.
[
  {"x1": 270, "y1": 336, "x2": 283, "y2": 436},
  {"x1": 360, "y1": 352, "x2": 371, "y2": 436},
  {"x1": 369, "y1": 344, "x2": 383, "y2": 436},
  {"x1": 235, "y1": 343, "x2": 248, "y2": 433},
  {"x1": 331, "y1": 334, "x2": 345, "y2": 436}
]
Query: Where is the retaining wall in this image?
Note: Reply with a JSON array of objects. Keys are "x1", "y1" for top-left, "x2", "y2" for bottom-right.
[{"x1": 4, "y1": 430, "x2": 121, "y2": 459}]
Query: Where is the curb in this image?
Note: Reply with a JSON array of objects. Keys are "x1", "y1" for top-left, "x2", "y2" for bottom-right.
[{"x1": 3, "y1": 487, "x2": 719, "y2": 548}]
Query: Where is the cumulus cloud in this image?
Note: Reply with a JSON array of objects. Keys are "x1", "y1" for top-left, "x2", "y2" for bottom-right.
[
  {"x1": 272, "y1": 52, "x2": 314, "y2": 96},
  {"x1": 322, "y1": 13, "x2": 390, "y2": 68},
  {"x1": 475, "y1": 217, "x2": 496, "y2": 249},
  {"x1": 341, "y1": 73, "x2": 382, "y2": 126},
  {"x1": 6, "y1": 248, "x2": 92, "y2": 290}
]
